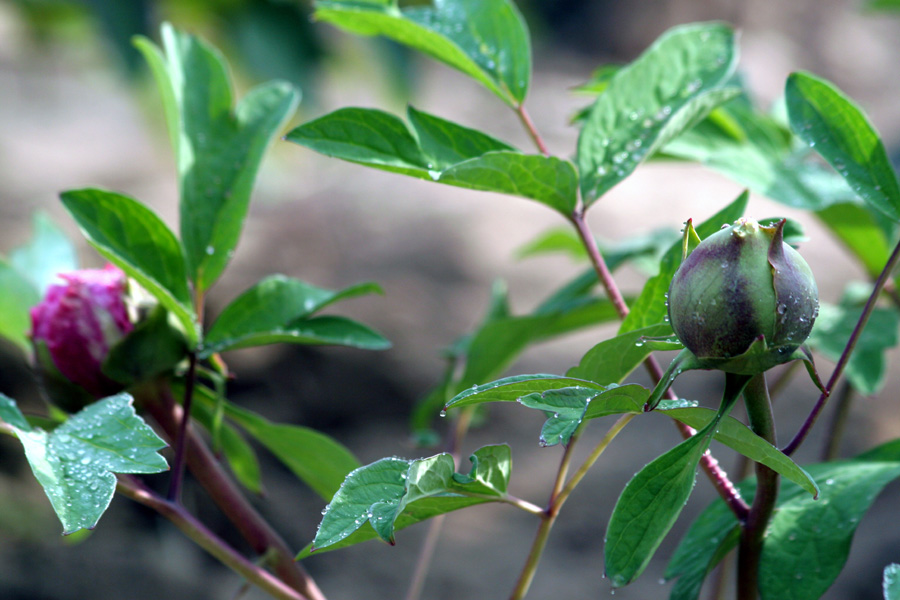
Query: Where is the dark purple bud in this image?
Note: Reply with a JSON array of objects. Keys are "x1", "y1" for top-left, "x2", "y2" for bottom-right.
[{"x1": 30, "y1": 264, "x2": 133, "y2": 399}]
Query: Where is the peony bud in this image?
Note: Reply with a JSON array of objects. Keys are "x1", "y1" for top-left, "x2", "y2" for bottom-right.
[
  {"x1": 667, "y1": 218, "x2": 818, "y2": 374},
  {"x1": 30, "y1": 264, "x2": 133, "y2": 401}
]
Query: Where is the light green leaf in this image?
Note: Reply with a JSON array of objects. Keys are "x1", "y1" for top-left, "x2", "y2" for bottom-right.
[
  {"x1": 567, "y1": 323, "x2": 675, "y2": 385},
  {"x1": 885, "y1": 564, "x2": 900, "y2": 600},
  {"x1": 2, "y1": 393, "x2": 167, "y2": 534},
  {"x1": 59, "y1": 188, "x2": 199, "y2": 345},
  {"x1": 135, "y1": 24, "x2": 301, "y2": 291},
  {"x1": 315, "y1": 0, "x2": 531, "y2": 106},
  {"x1": 618, "y1": 189, "x2": 748, "y2": 333},
  {"x1": 9, "y1": 212, "x2": 78, "y2": 295},
  {"x1": 204, "y1": 275, "x2": 384, "y2": 355},
  {"x1": 309, "y1": 444, "x2": 512, "y2": 552},
  {"x1": 786, "y1": 71, "x2": 900, "y2": 222},
  {"x1": 407, "y1": 105, "x2": 517, "y2": 168},
  {"x1": 0, "y1": 260, "x2": 39, "y2": 353},
  {"x1": 816, "y1": 202, "x2": 890, "y2": 278},
  {"x1": 660, "y1": 406, "x2": 818, "y2": 496},
  {"x1": 578, "y1": 23, "x2": 738, "y2": 204}
]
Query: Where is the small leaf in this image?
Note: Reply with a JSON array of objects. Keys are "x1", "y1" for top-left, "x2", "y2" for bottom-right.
[
  {"x1": 4, "y1": 393, "x2": 168, "y2": 534},
  {"x1": 786, "y1": 71, "x2": 900, "y2": 223},
  {"x1": 135, "y1": 24, "x2": 300, "y2": 291},
  {"x1": 8, "y1": 212, "x2": 78, "y2": 295},
  {"x1": 885, "y1": 564, "x2": 900, "y2": 600},
  {"x1": 204, "y1": 275, "x2": 384, "y2": 355},
  {"x1": 578, "y1": 23, "x2": 738, "y2": 204},
  {"x1": 618, "y1": 189, "x2": 748, "y2": 333},
  {"x1": 59, "y1": 188, "x2": 198, "y2": 345},
  {"x1": 451, "y1": 444, "x2": 511, "y2": 496},
  {"x1": 314, "y1": 0, "x2": 531, "y2": 106},
  {"x1": 0, "y1": 259, "x2": 39, "y2": 353},
  {"x1": 516, "y1": 227, "x2": 587, "y2": 262}
]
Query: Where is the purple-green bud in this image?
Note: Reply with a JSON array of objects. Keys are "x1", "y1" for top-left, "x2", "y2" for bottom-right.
[
  {"x1": 667, "y1": 218, "x2": 818, "y2": 373},
  {"x1": 30, "y1": 264, "x2": 133, "y2": 400}
]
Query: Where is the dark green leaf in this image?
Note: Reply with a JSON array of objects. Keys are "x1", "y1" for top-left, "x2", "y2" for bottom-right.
[
  {"x1": 315, "y1": 0, "x2": 531, "y2": 106},
  {"x1": 444, "y1": 374, "x2": 606, "y2": 411},
  {"x1": 618, "y1": 189, "x2": 748, "y2": 333},
  {"x1": 807, "y1": 303, "x2": 899, "y2": 395},
  {"x1": 578, "y1": 23, "x2": 738, "y2": 204},
  {"x1": 8, "y1": 212, "x2": 78, "y2": 294},
  {"x1": 59, "y1": 188, "x2": 198, "y2": 345},
  {"x1": 407, "y1": 105, "x2": 516, "y2": 169},
  {"x1": 786, "y1": 71, "x2": 900, "y2": 222},
  {"x1": 309, "y1": 445, "x2": 512, "y2": 552},
  {"x1": 135, "y1": 24, "x2": 300, "y2": 291},
  {"x1": 204, "y1": 275, "x2": 383, "y2": 355},
  {"x1": 567, "y1": 323, "x2": 674, "y2": 384},
  {"x1": 103, "y1": 306, "x2": 188, "y2": 385},
  {"x1": 885, "y1": 564, "x2": 900, "y2": 600},
  {"x1": 3, "y1": 393, "x2": 168, "y2": 534},
  {"x1": 660, "y1": 406, "x2": 818, "y2": 496},
  {"x1": 0, "y1": 259, "x2": 39, "y2": 353},
  {"x1": 816, "y1": 202, "x2": 890, "y2": 278}
]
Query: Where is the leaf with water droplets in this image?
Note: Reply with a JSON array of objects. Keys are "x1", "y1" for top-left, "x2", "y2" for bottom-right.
[
  {"x1": 1, "y1": 393, "x2": 167, "y2": 534},
  {"x1": 786, "y1": 71, "x2": 900, "y2": 223},
  {"x1": 203, "y1": 275, "x2": 386, "y2": 356},
  {"x1": 885, "y1": 564, "x2": 900, "y2": 600},
  {"x1": 444, "y1": 374, "x2": 607, "y2": 412},
  {"x1": 577, "y1": 22, "x2": 739, "y2": 205},
  {"x1": 134, "y1": 24, "x2": 300, "y2": 291},
  {"x1": 314, "y1": 0, "x2": 531, "y2": 106},
  {"x1": 306, "y1": 444, "x2": 512, "y2": 555}
]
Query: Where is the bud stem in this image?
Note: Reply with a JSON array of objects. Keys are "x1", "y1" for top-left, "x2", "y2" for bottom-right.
[{"x1": 167, "y1": 351, "x2": 198, "y2": 502}]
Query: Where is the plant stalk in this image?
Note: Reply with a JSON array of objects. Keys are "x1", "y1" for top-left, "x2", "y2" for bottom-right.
[
  {"x1": 783, "y1": 234, "x2": 900, "y2": 455},
  {"x1": 168, "y1": 351, "x2": 198, "y2": 502},
  {"x1": 737, "y1": 374, "x2": 778, "y2": 600},
  {"x1": 117, "y1": 475, "x2": 305, "y2": 600},
  {"x1": 515, "y1": 104, "x2": 550, "y2": 156},
  {"x1": 136, "y1": 380, "x2": 327, "y2": 600}
]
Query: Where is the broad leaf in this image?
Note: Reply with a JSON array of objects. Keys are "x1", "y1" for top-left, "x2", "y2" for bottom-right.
[
  {"x1": 0, "y1": 393, "x2": 168, "y2": 534},
  {"x1": 786, "y1": 71, "x2": 900, "y2": 223},
  {"x1": 204, "y1": 275, "x2": 383, "y2": 355},
  {"x1": 567, "y1": 323, "x2": 675, "y2": 384},
  {"x1": 618, "y1": 189, "x2": 748, "y2": 333},
  {"x1": 605, "y1": 373, "x2": 749, "y2": 587},
  {"x1": 287, "y1": 107, "x2": 578, "y2": 214},
  {"x1": 444, "y1": 374, "x2": 606, "y2": 411},
  {"x1": 0, "y1": 259, "x2": 39, "y2": 353},
  {"x1": 135, "y1": 24, "x2": 300, "y2": 291},
  {"x1": 578, "y1": 23, "x2": 738, "y2": 204},
  {"x1": 808, "y1": 302, "x2": 899, "y2": 395},
  {"x1": 8, "y1": 212, "x2": 78, "y2": 294},
  {"x1": 308, "y1": 444, "x2": 512, "y2": 553},
  {"x1": 314, "y1": 0, "x2": 531, "y2": 106},
  {"x1": 59, "y1": 189, "x2": 198, "y2": 345},
  {"x1": 660, "y1": 406, "x2": 818, "y2": 496},
  {"x1": 103, "y1": 306, "x2": 188, "y2": 385}
]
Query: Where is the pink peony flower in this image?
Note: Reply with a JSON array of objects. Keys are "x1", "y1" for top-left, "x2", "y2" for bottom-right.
[{"x1": 30, "y1": 264, "x2": 133, "y2": 399}]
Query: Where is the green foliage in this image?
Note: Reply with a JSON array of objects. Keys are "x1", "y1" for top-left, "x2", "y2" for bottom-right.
[
  {"x1": 0, "y1": 260, "x2": 40, "y2": 354},
  {"x1": 134, "y1": 23, "x2": 300, "y2": 292},
  {"x1": 885, "y1": 564, "x2": 900, "y2": 600},
  {"x1": 577, "y1": 22, "x2": 739, "y2": 205},
  {"x1": 286, "y1": 106, "x2": 578, "y2": 214},
  {"x1": 0, "y1": 393, "x2": 168, "y2": 534},
  {"x1": 787, "y1": 71, "x2": 900, "y2": 223},
  {"x1": 314, "y1": 0, "x2": 531, "y2": 106},
  {"x1": 8, "y1": 212, "x2": 78, "y2": 295}
]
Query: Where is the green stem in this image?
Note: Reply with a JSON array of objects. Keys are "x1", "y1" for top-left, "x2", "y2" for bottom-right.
[{"x1": 737, "y1": 373, "x2": 778, "y2": 600}]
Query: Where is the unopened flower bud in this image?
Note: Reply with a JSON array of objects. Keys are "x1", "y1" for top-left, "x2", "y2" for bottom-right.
[
  {"x1": 30, "y1": 264, "x2": 133, "y2": 401},
  {"x1": 667, "y1": 218, "x2": 818, "y2": 374}
]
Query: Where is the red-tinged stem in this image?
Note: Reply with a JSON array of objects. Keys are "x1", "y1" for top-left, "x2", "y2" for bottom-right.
[
  {"x1": 783, "y1": 235, "x2": 900, "y2": 456},
  {"x1": 168, "y1": 352, "x2": 197, "y2": 502},
  {"x1": 136, "y1": 380, "x2": 327, "y2": 600},
  {"x1": 570, "y1": 209, "x2": 749, "y2": 520},
  {"x1": 117, "y1": 475, "x2": 305, "y2": 600},
  {"x1": 515, "y1": 104, "x2": 550, "y2": 156}
]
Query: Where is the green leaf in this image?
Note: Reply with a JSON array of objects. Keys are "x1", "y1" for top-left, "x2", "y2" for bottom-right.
[
  {"x1": 618, "y1": 189, "x2": 748, "y2": 333},
  {"x1": 577, "y1": 23, "x2": 738, "y2": 204},
  {"x1": 786, "y1": 71, "x2": 900, "y2": 222},
  {"x1": 103, "y1": 306, "x2": 188, "y2": 385},
  {"x1": 444, "y1": 374, "x2": 606, "y2": 411},
  {"x1": 605, "y1": 373, "x2": 749, "y2": 587},
  {"x1": 215, "y1": 394, "x2": 361, "y2": 500},
  {"x1": 59, "y1": 188, "x2": 199, "y2": 345},
  {"x1": 567, "y1": 323, "x2": 674, "y2": 384},
  {"x1": 807, "y1": 302, "x2": 900, "y2": 395},
  {"x1": 135, "y1": 23, "x2": 301, "y2": 291},
  {"x1": 8, "y1": 212, "x2": 78, "y2": 294},
  {"x1": 659, "y1": 406, "x2": 818, "y2": 496},
  {"x1": 309, "y1": 444, "x2": 512, "y2": 552},
  {"x1": 314, "y1": 0, "x2": 531, "y2": 106},
  {"x1": 204, "y1": 275, "x2": 384, "y2": 355},
  {"x1": 287, "y1": 107, "x2": 578, "y2": 214},
  {"x1": 885, "y1": 564, "x2": 900, "y2": 600},
  {"x1": 2, "y1": 393, "x2": 168, "y2": 534},
  {"x1": 816, "y1": 202, "x2": 890, "y2": 278},
  {"x1": 516, "y1": 227, "x2": 587, "y2": 261},
  {"x1": 0, "y1": 259, "x2": 39, "y2": 353}
]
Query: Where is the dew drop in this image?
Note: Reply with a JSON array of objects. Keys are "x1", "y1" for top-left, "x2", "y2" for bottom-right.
[
  {"x1": 206, "y1": 245, "x2": 215, "y2": 255},
  {"x1": 776, "y1": 304, "x2": 787, "y2": 315},
  {"x1": 439, "y1": 410, "x2": 447, "y2": 418},
  {"x1": 612, "y1": 151, "x2": 629, "y2": 165}
]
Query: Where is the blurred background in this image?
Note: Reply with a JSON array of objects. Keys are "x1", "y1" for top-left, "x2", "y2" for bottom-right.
[{"x1": 1, "y1": 0, "x2": 900, "y2": 598}]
